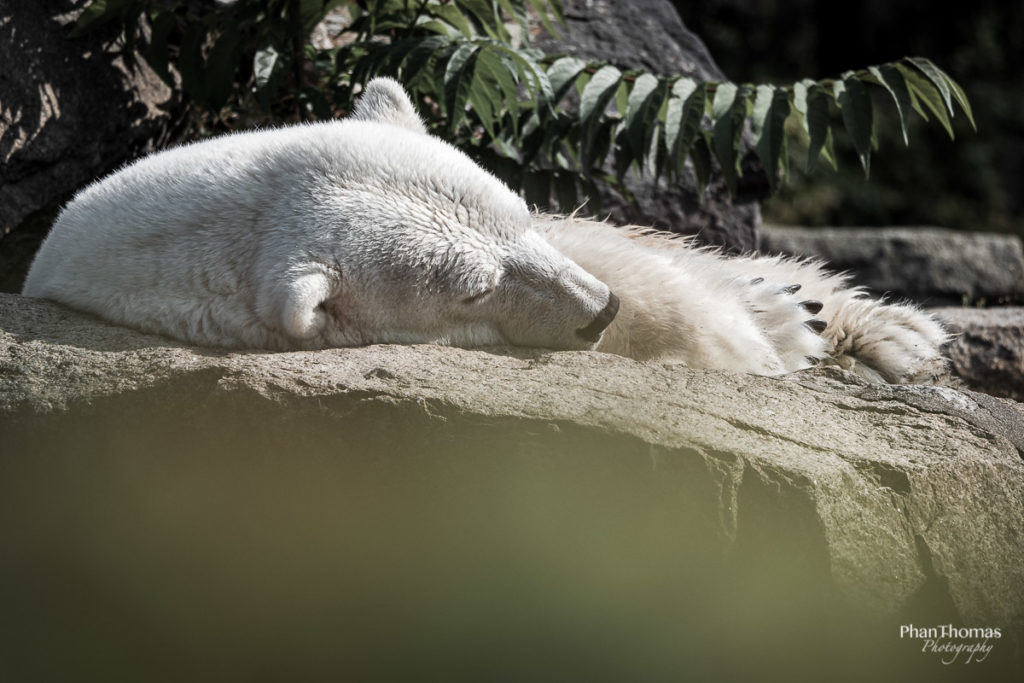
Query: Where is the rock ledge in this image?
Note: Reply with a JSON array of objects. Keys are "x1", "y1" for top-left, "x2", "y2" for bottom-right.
[{"x1": 2, "y1": 293, "x2": 1022, "y2": 680}]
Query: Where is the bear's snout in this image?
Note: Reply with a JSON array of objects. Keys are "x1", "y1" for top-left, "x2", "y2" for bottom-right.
[{"x1": 576, "y1": 292, "x2": 619, "y2": 343}]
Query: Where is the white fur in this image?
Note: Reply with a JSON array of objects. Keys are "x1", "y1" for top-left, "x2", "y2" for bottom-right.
[
  {"x1": 23, "y1": 77, "x2": 947, "y2": 383},
  {"x1": 537, "y1": 216, "x2": 948, "y2": 383},
  {"x1": 23, "y1": 78, "x2": 613, "y2": 354}
]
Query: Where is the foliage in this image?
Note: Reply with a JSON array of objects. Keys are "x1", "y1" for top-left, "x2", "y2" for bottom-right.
[
  {"x1": 674, "y1": 0, "x2": 1017, "y2": 235},
  {"x1": 73, "y1": 0, "x2": 973, "y2": 215}
]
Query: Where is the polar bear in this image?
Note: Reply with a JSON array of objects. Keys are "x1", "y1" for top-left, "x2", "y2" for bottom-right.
[{"x1": 23, "y1": 77, "x2": 946, "y2": 383}]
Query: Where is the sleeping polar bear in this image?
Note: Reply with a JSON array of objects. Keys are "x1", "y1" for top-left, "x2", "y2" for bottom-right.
[{"x1": 23, "y1": 77, "x2": 946, "y2": 383}]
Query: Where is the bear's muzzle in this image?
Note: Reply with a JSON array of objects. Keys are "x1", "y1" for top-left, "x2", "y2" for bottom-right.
[{"x1": 576, "y1": 292, "x2": 620, "y2": 343}]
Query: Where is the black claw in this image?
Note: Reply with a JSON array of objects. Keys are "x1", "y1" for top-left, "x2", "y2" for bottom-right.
[
  {"x1": 800, "y1": 299, "x2": 824, "y2": 314},
  {"x1": 750, "y1": 277, "x2": 764, "y2": 285},
  {"x1": 781, "y1": 283, "x2": 802, "y2": 295},
  {"x1": 806, "y1": 318, "x2": 827, "y2": 334},
  {"x1": 804, "y1": 356, "x2": 821, "y2": 366}
]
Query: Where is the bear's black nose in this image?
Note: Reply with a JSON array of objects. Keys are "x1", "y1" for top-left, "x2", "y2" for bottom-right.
[{"x1": 576, "y1": 292, "x2": 620, "y2": 343}]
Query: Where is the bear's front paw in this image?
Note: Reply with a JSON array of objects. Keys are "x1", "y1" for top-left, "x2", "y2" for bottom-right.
[{"x1": 744, "y1": 278, "x2": 830, "y2": 372}]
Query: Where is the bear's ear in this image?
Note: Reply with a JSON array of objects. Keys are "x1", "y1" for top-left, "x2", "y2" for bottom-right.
[{"x1": 350, "y1": 77, "x2": 427, "y2": 135}]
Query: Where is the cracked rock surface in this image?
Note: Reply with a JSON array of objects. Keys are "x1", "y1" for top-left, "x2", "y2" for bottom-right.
[
  {"x1": 0, "y1": 1, "x2": 180, "y2": 292},
  {"x1": 2, "y1": 293, "x2": 1022, "y2": 680},
  {"x1": 937, "y1": 306, "x2": 1024, "y2": 404}
]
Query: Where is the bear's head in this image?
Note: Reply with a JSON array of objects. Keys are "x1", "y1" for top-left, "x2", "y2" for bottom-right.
[{"x1": 322, "y1": 78, "x2": 618, "y2": 351}]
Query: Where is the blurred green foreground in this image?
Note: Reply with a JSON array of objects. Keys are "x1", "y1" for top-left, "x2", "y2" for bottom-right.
[{"x1": 2, "y1": 397, "x2": 1017, "y2": 683}]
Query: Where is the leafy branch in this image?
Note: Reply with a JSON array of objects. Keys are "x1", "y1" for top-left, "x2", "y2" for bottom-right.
[{"x1": 72, "y1": 0, "x2": 974, "y2": 214}]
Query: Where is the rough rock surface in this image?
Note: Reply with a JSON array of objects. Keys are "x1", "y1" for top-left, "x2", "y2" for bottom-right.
[
  {"x1": 2, "y1": 293, "x2": 1021, "y2": 680},
  {"x1": 936, "y1": 306, "x2": 1024, "y2": 403},
  {"x1": 761, "y1": 225, "x2": 1024, "y2": 305},
  {"x1": 0, "y1": 0, "x2": 180, "y2": 292},
  {"x1": 535, "y1": 0, "x2": 764, "y2": 253}
]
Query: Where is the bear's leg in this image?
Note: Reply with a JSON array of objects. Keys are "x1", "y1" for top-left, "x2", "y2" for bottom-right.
[
  {"x1": 542, "y1": 217, "x2": 947, "y2": 382},
  {"x1": 665, "y1": 247, "x2": 948, "y2": 383},
  {"x1": 277, "y1": 270, "x2": 335, "y2": 344},
  {"x1": 739, "y1": 277, "x2": 830, "y2": 371}
]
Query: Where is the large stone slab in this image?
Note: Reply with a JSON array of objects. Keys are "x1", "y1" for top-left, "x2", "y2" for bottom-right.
[
  {"x1": 2, "y1": 292, "x2": 1022, "y2": 680},
  {"x1": 936, "y1": 306, "x2": 1024, "y2": 403},
  {"x1": 761, "y1": 225, "x2": 1024, "y2": 305}
]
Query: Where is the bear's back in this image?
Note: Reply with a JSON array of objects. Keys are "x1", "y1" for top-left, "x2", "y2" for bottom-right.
[{"x1": 20, "y1": 112, "x2": 531, "y2": 349}]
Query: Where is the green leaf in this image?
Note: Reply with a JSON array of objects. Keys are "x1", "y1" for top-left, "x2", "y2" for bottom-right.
[
  {"x1": 612, "y1": 124, "x2": 634, "y2": 179},
  {"x1": 526, "y1": 0, "x2": 558, "y2": 36},
  {"x1": 907, "y1": 57, "x2": 954, "y2": 119},
  {"x1": 575, "y1": 71, "x2": 590, "y2": 99},
  {"x1": 624, "y1": 73, "x2": 660, "y2": 156},
  {"x1": 664, "y1": 78, "x2": 706, "y2": 178},
  {"x1": 71, "y1": 0, "x2": 110, "y2": 37},
  {"x1": 254, "y1": 44, "x2": 282, "y2": 90},
  {"x1": 792, "y1": 79, "x2": 809, "y2": 114},
  {"x1": 711, "y1": 83, "x2": 748, "y2": 196},
  {"x1": 476, "y1": 47, "x2": 520, "y2": 118},
  {"x1": 546, "y1": 56, "x2": 587, "y2": 103},
  {"x1": 351, "y1": 43, "x2": 392, "y2": 95},
  {"x1": 663, "y1": 78, "x2": 694, "y2": 156},
  {"x1": 678, "y1": 85, "x2": 707, "y2": 145},
  {"x1": 690, "y1": 133, "x2": 712, "y2": 200},
  {"x1": 897, "y1": 63, "x2": 954, "y2": 139},
  {"x1": 820, "y1": 125, "x2": 838, "y2": 171},
  {"x1": 491, "y1": 135, "x2": 523, "y2": 163},
  {"x1": 837, "y1": 74, "x2": 873, "y2": 177},
  {"x1": 644, "y1": 123, "x2": 661, "y2": 177},
  {"x1": 669, "y1": 77, "x2": 698, "y2": 107},
  {"x1": 869, "y1": 65, "x2": 912, "y2": 146},
  {"x1": 70, "y1": 0, "x2": 132, "y2": 37},
  {"x1": 800, "y1": 82, "x2": 831, "y2": 172},
  {"x1": 254, "y1": 40, "x2": 291, "y2": 107},
  {"x1": 416, "y1": 19, "x2": 458, "y2": 36},
  {"x1": 396, "y1": 35, "x2": 450, "y2": 84},
  {"x1": 381, "y1": 36, "x2": 427, "y2": 74},
  {"x1": 551, "y1": 0, "x2": 567, "y2": 28},
  {"x1": 586, "y1": 117, "x2": 617, "y2": 171},
  {"x1": 456, "y1": 0, "x2": 495, "y2": 38},
  {"x1": 487, "y1": 42, "x2": 550, "y2": 116},
  {"x1": 942, "y1": 71, "x2": 977, "y2": 131},
  {"x1": 444, "y1": 42, "x2": 480, "y2": 131},
  {"x1": 497, "y1": 0, "x2": 529, "y2": 29},
  {"x1": 524, "y1": 61, "x2": 553, "y2": 109},
  {"x1": 711, "y1": 82, "x2": 737, "y2": 120},
  {"x1": 751, "y1": 86, "x2": 790, "y2": 190},
  {"x1": 468, "y1": 75, "x2": 499, "y2": 139},
  {"x1": 750, "y1": 85, "x2": 773, "y2": 140},
  {"x1": 429, "y1": 4, "x2": 474, "y2": 38},
  {"x1": 614, "y1": 80, "x2": 629, "y2": 118},
  {"x1": 578, "y1": 65, "x2": 622, "y2": 152}
]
